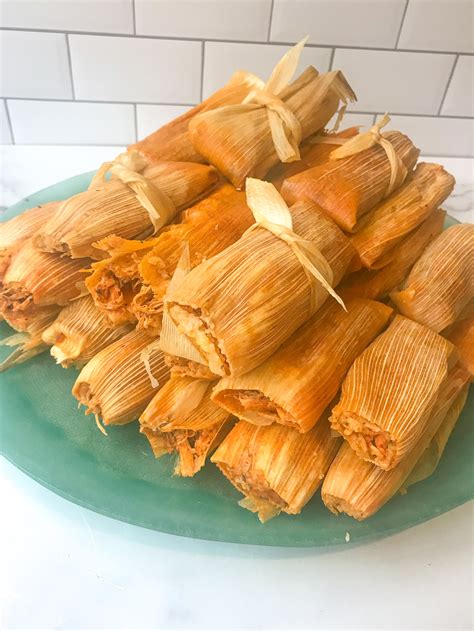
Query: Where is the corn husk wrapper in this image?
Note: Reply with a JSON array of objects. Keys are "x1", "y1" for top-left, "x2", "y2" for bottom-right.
[
  {"x1": 322, "y1": 367, "x2": 470, "y2": 520},
  {"x1": 213, "y1": 298, "x2": 392, "y2": 432},
  {"x1": 73, "y1": 330, "x2": 170, "y2": 428},
  {"x1": 130, "y1": 70, "x2": 262, "y2": 164},
  {"x1": 86, "y1": 184, "x2": 253, "y2": 331},
  {"x1": 189, "y1": 39, "x2": 356, "y2": 188},
  {"x1": 0, "y1": 240, "x2": 89, "y2": 317},
  {"x1": 281, "y1": 130, "x2": 419, "y2": 232},
  {"x1": 444, "y1": 309, "x2": 474, "y2": 380},
  {"x1": 351, "y1": 163, "x2": 454, "y2": 269},
  {"x1": 211, "y1": 415, "x2": 341, "y2": 522},
  {"x1": 164, "y1": 354, "x2": 217, "y2": 380},
  {"x1": 391, "y1": 224, "x2": 474, "y2": 333},
  {"x1": 330, "y1": 315, "x2": 457, "y2": 470},
  {"x1": 42, "y1": 296, "x2": 132, "y2": 368},
  {"x1": 0, "y1": 305, "x2": 59, "y2": 372},
  {"x1": 166, "y1": 182, "x2": 354, "y2": 377},
  {"x1": 339, "y1": 209, "x2": 446, "y2": 301},
  {"x1": 34, "y1": 159, "x2": 218, "y2": 259},
  {"x1": 0, "y1": 202, "x2": 60, "y2": 280}
]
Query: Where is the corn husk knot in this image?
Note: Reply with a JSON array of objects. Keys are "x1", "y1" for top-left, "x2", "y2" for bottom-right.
[
  {"x1": 330, "y1": 113, "x2": 407, "y2": 197},
  {"x1": 89, "y1": 150, "x2": 176, "y2": 234},
  {"x1": 245, "y1": 178, "x2": 345, "y2": 313},
  {"x1": 241, "y1": 38, "x2": 308, "y2": 163}
]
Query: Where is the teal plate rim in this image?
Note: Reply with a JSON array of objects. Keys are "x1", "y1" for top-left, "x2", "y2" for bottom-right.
[{"x1": 0, "y1": 172, "x2": 472, "y2": 548}]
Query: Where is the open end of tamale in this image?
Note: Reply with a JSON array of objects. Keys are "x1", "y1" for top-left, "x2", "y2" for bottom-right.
[
  {"x1": 164, "y1": 354, "x2": 217, "y2": 380},
  {"x1": 214, "y1": 389, "x2": 299, "y2": 428}
]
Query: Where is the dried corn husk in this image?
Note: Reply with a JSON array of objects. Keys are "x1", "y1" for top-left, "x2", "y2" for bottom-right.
[
  {"x1": 391, "y1": 224, "x2": 474, "y2": 332},
  {"x1": 189, "y1": 39, "x2": 356, "y2": 188},
  {"x1": 339, "y1": 209, "x2": 446, "y2": 300},
  {"x1": 0, "y1": 202, "x2": 59, "y2": 280},
  {"x1": 351, "y1": 163, "x2": 454, "y2": 269},
  {"x1": 42, "y1": 296, "x2": 132, "y2": 368},
  {"x1": 444, "y1": 310, "x2": 474, "y2": 380},
  {"x1": 86, "y1": 184, "x2": 253, "y2": 331},
  {"x1": 0, "y1": 305, "x2": 59, "y2": 372},
  {"x1": 330, "y1": 315, "x2": 457, "y2": 470},
  {"x1": 213, "y1": 298, "x2": 392, "y2": 432},
  {"x1": 0, "y1": 240, "x2": 89, "y2": 319},
  {"x1": 166, "y1": 181, "x2": 354, "y2": 377},
  {"x1": 281, "y1": 131, "x2": 419, "y2": 231},
  {"x1": 211, "y1": 415, "x2": 341, "y2": 522},
  {"x1": 73, "y1": 330, "x2": 170, "y2": 428},
  {"x1": 141, "y1": 415, "x2": 233, "y2": 477},
  {"x1": 322, "y1": 367, "x2": 469, "y2": 520},
  {"x1": 130, "y1": 70, "x2": 262, "y2": 164},
  {"x1": 34, "y1": 159, "x2": 218, "y2": 259}
]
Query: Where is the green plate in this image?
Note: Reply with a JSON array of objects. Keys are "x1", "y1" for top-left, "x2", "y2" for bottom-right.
[{"x1": 0, "y1": 174, "x2": 472, "y2": 547}]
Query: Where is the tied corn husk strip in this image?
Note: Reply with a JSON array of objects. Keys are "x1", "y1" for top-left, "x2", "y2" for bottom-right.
[
  {"x1": 0, "y1": 305, "x2": 59, "y2": 372},
  {"x1": 166, "y1": 196, "x2": 354, "y2": 378},
  {"x1": 213, "y1": 298, "x2": 392, "y2": 433},
  {"x1": 322, "y1": 367, "x2": 469, "y2": 520},
  {"x1": 351, "y1": 163, "x2": 455, "y2": 269},
  {"x1": 391, "y1": 224, "x2": 474, "y2": 333},
  {"x1": 445, "y1": 312, "x2": 474, "y2": 380},
  {"x1": 330, "y1": 315, "x2": 457, "y2": 470},
  {"x1": 189, "y1": 40, "x2": 356, "y2": 188},
  {"x1": 0, "y1": 202, "x2": 60, "y2": 280},
  {"x1": 339, "y1": 209, "x2": 446, "y2": 301},
  {"x1": 329, "y1": 114, "x2": 407, "y2": 197},
  {"x1": 34, "y1": 161, "x2": 219, "y2": 259},
  {"x1": 88, "y1": 151, "x2": 176, "y2": 234},
  {"x1": 244, "y1": 178, "x2": 344, "y2": 312},
  {"x1": 85, "y1": 184, "x2": 252, "y2": 331},
  {"x1": 211, "y1": 415, "x2": 341, "y2": 522},
  {"x1": 0, "y1": 240, "x2": 89, "y2": 315},
  {"x1": 141, "y1": 415, "x2": 234, "y2": 477},
  {"x1": 130, "y1": 70, "x2": 263, "y2": 164},
  {"x1": 140, "y1": 376, "x2": 232, "y2": 435},
  {"x1": 281, "y1": 130, "x2": 419, "y2": 232},
  {"x1": 42, "y1": 296, "x2": 132, "y2": 368},
  {"x1": 73, "y1": 329, "x2": 170, "y2": 427}
]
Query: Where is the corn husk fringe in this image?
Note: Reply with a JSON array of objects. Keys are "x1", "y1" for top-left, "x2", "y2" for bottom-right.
[
  {"x1": 322, "y1": 367, "x2": 469, "y2": 520},
  {"x1": 330, "y1": 315, "x2": 457, "y2": 470},
  {"x1": 213, "y1": 298, "x2": 392, "y2": 432},
  {"x1": 391, "y1": 224, "x2": 474, "y2": 332},
  {"x1": 211, "y1": 415, "x2": 341, "y2": 522}
]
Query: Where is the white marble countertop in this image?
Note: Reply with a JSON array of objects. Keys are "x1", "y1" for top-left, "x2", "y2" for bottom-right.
[{"x1": 0, "y1": 146, "x2": 473, "y2": 631}]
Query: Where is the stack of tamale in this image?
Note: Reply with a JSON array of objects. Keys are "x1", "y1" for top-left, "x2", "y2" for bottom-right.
[{"x1": 0, "y1": 37, "x2": 470, "y2": 525}]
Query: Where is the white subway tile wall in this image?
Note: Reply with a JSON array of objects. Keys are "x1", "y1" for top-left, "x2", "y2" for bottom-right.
[{"x1": 1, "y1": 0, "x2": 472, "y2": 155}]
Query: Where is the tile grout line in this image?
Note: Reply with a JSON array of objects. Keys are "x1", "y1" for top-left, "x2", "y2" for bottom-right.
[
  {"x1": 65, "y1": 33, "x2": 76, "y2": 99},
  {"x1": 328, "y1": 47, "x2": 335, "y2": 71},
  {"x1": 133, "y1": 103, "x2": 138, "y2": 142},
  {"x1": 200, "y1": 41, "x2": 205, "y2": 101},
  {"x1": 3, "y1": 99, "x2": 16, "y2": 145},
  {"x1": 395, "y1": 0, "x2": 409, "y2": 49},
  {"x1": 267, "y1": 0, "x2": 274, "y2": 42},
  {"x1": 1, "y1": 26, "x2": 473, "y2": 56},
  {"x1": 437, "y1": 54, "x2": 459, "y2": 115},
  {"x1": 131, "y1": 0, "x2": 137, "y2": 35}
]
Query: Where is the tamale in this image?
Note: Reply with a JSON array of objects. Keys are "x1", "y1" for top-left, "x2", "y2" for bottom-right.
[
  {"x1": 0, "y1": 202, "x2": 59, "y2": 280},
  {"x1": 391, "y1": 224, "x2": 474, "y2": 332},
  {"x1": 444, "y1": 311, "x2": 474, "y2": 380},
  {"x1": 0, "y1": 305, "x2": 59, "y2": 372},
  {"x1": 34, "y1": 159, "x2": 219, "y2": 259},
  {"x1": 281, "y1": 130, "x2": 419, "y2": 232},
  {"x1": 350, "y1": 163, "x2": 454, "y2": 269},
  {"x1": 322, "y1": 367, "x2": 469, "y2": 520},
  {"x1": 73, "y1": 330, "x2": 170, "y2": 428},
  {"x1": 339, "y1": 209, "x2": 446, "y2": 300},
  {"x1": 190, "y1": 66, "x2": 355, "y2": 189},
  {"x1": 166, "y1": 184, "x2": 354, "y2": 378},
  {"x1": 42, "y1": 296, "x2": 132, "y2": 368},
  {"x1": 213, "y1": 298, "x2": 392, "y2": 432},
  {"x1": 211, "y1": 415, "x2": 341, "y2": 522},
  {"x1": 164, "y1": 354, "x2": 217, "y2": 381},
  {"x1": 0, "y1": 240, "x2": 89, "y2": 318},
  {"x1": 86, "y1": 184, "x2": 253, "y2": 331},
  {"x1": 130, "y1": 70, "x2": 261, "y2": 164},
  {"x1": 330, "y1": 315, "x2": 457, "y2": 470}
]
